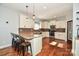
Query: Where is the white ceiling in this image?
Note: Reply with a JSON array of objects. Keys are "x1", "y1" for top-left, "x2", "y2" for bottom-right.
[{"x1": 1, "y1": 3, "x2": 73, "y2": 20}]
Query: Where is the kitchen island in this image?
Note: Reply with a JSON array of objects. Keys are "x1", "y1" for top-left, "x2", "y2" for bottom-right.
[{"x1": 19, "y1": 31, "x2": 42, "y2": 56}]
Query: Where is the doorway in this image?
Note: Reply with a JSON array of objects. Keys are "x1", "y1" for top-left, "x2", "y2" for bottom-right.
[{"x1": 67, "y1": 20, "x2": 73, "y2": 49}]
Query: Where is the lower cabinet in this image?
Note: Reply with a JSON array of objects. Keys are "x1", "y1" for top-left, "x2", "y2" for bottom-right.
[{"x1": 30, "y1": 35, "x2": 42, "y2": 56}]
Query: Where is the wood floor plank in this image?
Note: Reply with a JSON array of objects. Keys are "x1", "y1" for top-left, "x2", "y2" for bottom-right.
[{"x1": 0, "y1": 37, "x2": 72, "y2": 56}]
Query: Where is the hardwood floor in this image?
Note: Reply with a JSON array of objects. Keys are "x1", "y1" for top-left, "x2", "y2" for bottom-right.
[
  {"x1": 37, "y1": 37, "x2": 72, "y2": 56},
  {"x1": 0, "y1": 37, "x2": 72, "y2": 56}
]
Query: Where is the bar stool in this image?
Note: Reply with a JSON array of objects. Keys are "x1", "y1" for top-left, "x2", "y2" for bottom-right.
[
  {"x1": 19, "y1": 36, "x2": 32, "y2": 56},
  {"x1": 11, "y1": 33, "x2": 15, "y2": 47},
  {"x1": 11, "y1": 33, "x2": 32, "y2": 56},
  {"x1": 11, "y1": 33, "x2": 18, "y2": 50},
  {"x1": 11, "y1": 33, "x2": 21, "y2": 53}
]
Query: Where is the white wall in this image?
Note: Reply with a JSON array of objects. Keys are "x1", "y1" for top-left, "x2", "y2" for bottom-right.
[
  {"x1": 0, "y1": 6, "x2": 19, "y2": 48},
  {"x1": 73, "y1": 3, "x2": 79, "y2": 55}
]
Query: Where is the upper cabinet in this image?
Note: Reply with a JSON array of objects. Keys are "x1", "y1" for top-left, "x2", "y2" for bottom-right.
[
  {"x1": 20, "y1": 14, "x2": 34, "y2": 28},
  {"x1": 56, "y1": 20, "x2": 67, "y2": 28}
]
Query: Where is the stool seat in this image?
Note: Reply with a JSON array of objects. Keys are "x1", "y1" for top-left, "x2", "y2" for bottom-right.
[
  {"x1": 20, "y1": 42, "x2": 31, "y2": 47},
  {"x1": 19, "y1": 42, "x2": 32, "y2": 56}
]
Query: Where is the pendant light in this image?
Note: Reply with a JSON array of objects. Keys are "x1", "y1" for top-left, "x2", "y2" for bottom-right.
[
  {"x1": 26, "y1": 5, "x2": 28, "y2": 19},
  {"x1": 33, "y1": 4, "x2": 35, "y2": 20}
]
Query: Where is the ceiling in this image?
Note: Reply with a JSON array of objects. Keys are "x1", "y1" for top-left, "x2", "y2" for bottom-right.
[{"x1": 1, "y1": 3, "x2": 73, "y2": 20}]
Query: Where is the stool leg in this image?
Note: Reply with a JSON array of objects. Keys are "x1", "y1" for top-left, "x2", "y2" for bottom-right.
[
  {"x1": 17, "y1": 45, "x2": 20, "y2": 54},
  {"x1": 22, "y1": 46, "x2": 25, "y2": 56},
  {"x1": 30, "y1": 45, "x2": 32, "y2": 56},
  {"x1": 14, "y1": 42, "x2": 17, "y2": 51},
  {"x1": 18, "y1": 46, "x2": 21, "y2": 55},
  {"x1": 26, "y1": 46, "x2": 28, "y2": 52},
  {"x1": 12, "y1": 38, "x2": 14, "y2": 47}
]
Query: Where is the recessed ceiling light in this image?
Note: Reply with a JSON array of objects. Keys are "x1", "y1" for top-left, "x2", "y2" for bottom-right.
[
  {"x1": 43, "y1": 6, "x2": 47, "y2": 9},
  {"x1": 54, "y1": 16, "x2": 56, "y2": 18}
]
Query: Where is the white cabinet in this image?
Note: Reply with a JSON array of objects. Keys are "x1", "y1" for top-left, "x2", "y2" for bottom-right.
[
  {"x1": 30, "y1": 35, "x2": 42, "y2": 56},
  {"x1": 55, "y1": 32, "x2": 66, "y2": 40},
  {"x1": 56, "y1": 21, "x2": 66, "y2": 28},
  {"x1": 42, "y1": 32, "x2": 49, "y2": 38},
  {"x1": 55, "y1": 20, "x2": 67, "y2": 40},
  {"x1": 20, "y1": 14, "x2": 34, "y2": 28}
]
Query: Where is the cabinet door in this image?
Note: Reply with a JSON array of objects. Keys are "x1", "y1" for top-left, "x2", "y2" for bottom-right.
[
  {"x1": 31, "y1": 37, "x2": 40, "y2": 55},
  {"x1": 55, "y1": 32, "x2": 66, "y2": 40},
  {"x1": 30, "y1": 36, "x2": 42, "y2": 55},
  {"x1": 20, "y1": 14, "x2": 26, "y2": 28},
  {"x1": 56, "y1": 21, "x2": 66, "y2": 28},
  {"x1": 20, "y1": 14, "x2": 34, "y2": 28},
  {"x1": 38, "y1": 36, "x2": 42, "y2": 51}
]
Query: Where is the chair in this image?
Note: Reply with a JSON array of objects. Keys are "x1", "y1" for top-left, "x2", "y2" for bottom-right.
[
  {"x1": 11, "y1": 33, "x2": 32, "y2": 56},
  {"x1": 11, "y1": 33, "x2": 21, "y2": 52},
  {"x1": 19, "y1": 36, "x2": 32, "y2": 56},
  {"x1": 11, "y1": 33, "x2": 16, "y2": 48}
]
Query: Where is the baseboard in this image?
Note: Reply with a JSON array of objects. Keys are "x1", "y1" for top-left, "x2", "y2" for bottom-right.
[
  {"x1": 54, "y1": 38, "x2": 65, "y2": 41},
  {"x1": 43, "y1": 37, "x2": 66, "y2": 41},
  {"x1": 42, "y1": 37, "x2": 49, "y2": 39},
  {"x1": 0, "y1": 44, "x2": 11, "y2": 49}
]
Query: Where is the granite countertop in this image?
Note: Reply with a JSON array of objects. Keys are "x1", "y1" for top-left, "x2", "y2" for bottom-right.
[{"x1": 19, "y1": 32, "x2": 42, "y2": 40}]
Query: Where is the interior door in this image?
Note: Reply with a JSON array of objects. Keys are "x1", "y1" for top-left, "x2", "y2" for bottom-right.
[{"x1": 67, "y1": 20, "x2": 73, "y2": 41}]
